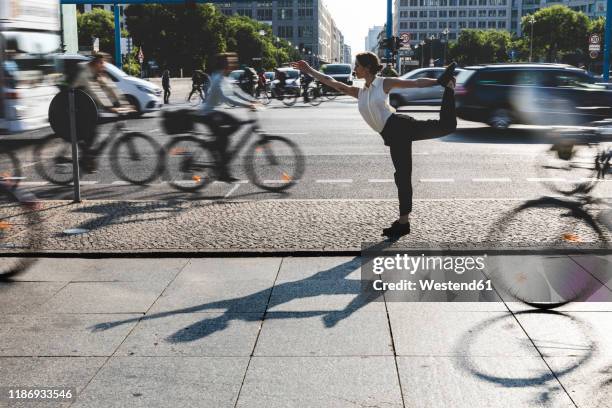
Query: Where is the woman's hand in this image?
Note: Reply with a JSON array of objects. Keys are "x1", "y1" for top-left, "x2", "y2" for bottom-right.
[{"x1": 291, "y1": 60, "x2": 312, "y2": 74}]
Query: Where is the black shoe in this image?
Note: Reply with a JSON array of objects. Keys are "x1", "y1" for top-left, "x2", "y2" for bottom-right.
[
  {"x1": 217, "y1": 173, "x2": 239, "y2": 183},
  {"x1": 437, "y1": 62, "x2": 457, "y2": 87},
  {"x1": 382, "y1": 221, "x2": 411, "y2": 238}
]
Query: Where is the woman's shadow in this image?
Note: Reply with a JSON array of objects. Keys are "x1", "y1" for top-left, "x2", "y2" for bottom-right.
[{"x1": 90, "y1": 240, "x2": 395, "y2": 342}]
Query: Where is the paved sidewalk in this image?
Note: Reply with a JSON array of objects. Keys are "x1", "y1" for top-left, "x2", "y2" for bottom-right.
[
  {"x1": 1, "y1": 256, "x2": 612, "y2": 407},
  {"x1": 4, "y1": 198, "x2": 612, "y2": 253}
]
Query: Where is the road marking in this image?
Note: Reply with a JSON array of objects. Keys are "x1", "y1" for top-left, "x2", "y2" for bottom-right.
[
  {"x1": 111, "y1": 181, "x2": 131, "y2": 185},
  {"x1": 526, "y1": 177, "x2": 566, "y2": 182},
  {"x1": 420, "y1": 178, "x2": 454, "y2": 182},
  {"x1": 263, "y1": 180, "x2": 295, "y2": 184},
  {"x1": 316, "y1": 179, "x2": 353, "y2": 183},
  {"x1": 368, "y1": 179, "x2": 394, "y2": 183},
  {"x1": 77, "y1": 181, "x2": 99, "y2": 185},
  {"x1": 19, "y1": 181, "x2": 48, "y2": 186},
  {"x1": 579, "y1": 178, "x2": 612, "y2": 182},
  {"x1": 472, "y1": 178, "x2": 512, "y2": 182},
  {"x1": 224, "y1": 184, "x2": 241, "y2": 198},
  {"x1": 213, "y1": 180, "x2": 249, "y2": 184}
]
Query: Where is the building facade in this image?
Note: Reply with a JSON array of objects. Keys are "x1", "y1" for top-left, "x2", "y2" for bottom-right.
[
  {"x1": 365, "y1": 25, "x2": 384, "y2": 52},
  {"x1": 343, "y1": 44, "x2": 352, "y2": 63},
  {"x1": 215, "y1": 0, "x2": 345, "y2": 65},
  {"x1": 394, "y1": 0, "x2": 606, "y2": 47}
]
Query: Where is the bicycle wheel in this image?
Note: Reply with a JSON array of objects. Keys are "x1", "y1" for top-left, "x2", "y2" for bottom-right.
[
  {"x1": 0, "y1": 184, "x2": 42, "y2": 280},
  {"x1": 307, "y1": 88, "x2": 322, "y2": 106},
  {"x1": 536, "y1": 141, "x2": 603, "y2": 195},
  {"x1": 110, "y1": 132, "x2": 164, "y2": 185},
  {"x1": 281, "y1": 88, "x2": 299, "y2": 107},
  {"x1": 34, "y1": 134, "x2": 76, "y2": 185},
  {"x1": 323, "y1": 87, "x2": 338, "y2": 101},
  {"x1": 258, "y1": 90, "x2": 271, "y2": 105},
  {"x1": 164, "y1": 136, "x2": 215, "y2": 192},
  {"x1": 244, "y1": 135, "x2": 304, "y2": 192},
  {"x1": 485, "y1": 197, "x2": 608, "y2": 309},
  {"x1": 0, "y1": 151, "x2": 22, "y2": 186}
]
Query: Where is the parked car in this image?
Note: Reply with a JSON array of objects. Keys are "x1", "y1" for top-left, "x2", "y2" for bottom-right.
[
  {"x1": 320, "y1": 63, "x2": 353, "y2": 85},
  {"x1": 455, "y1": 63, "x2": 612, "y2": 129},
  {"x1": 389, "y1": 67, "x2": 465, "y2": 107},
  {"x1": 264, "y1": 71, "x2": 274, "y2": 92},
  {"x1": 228, "y1": 69, "x2": 244, "y2": 85},
  {"x1": 53, "y1": 54, "x2": 163, "y2": 117}
]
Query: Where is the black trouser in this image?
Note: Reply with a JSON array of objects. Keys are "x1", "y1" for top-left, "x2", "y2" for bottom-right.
[
  {"x1": 196, "y1": 111, "x2": 241, "y2": 174},
  {"x1": 163, "y1": 87, "x2": 171, "y2": 104},
  {"x1": 380, "y1": 87, "x2": 457, "y2": 216},
  {"x1": 188, "y1": 85, "x2": 204, "y2": 102}
]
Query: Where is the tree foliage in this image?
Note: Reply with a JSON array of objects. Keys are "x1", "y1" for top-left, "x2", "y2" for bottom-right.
[
  {"x1": 76, "y1": 9, "x2": 127, "y2": 62},
  {"x1": 448, "y1": 29, "x2": 513, "y2": 65}
]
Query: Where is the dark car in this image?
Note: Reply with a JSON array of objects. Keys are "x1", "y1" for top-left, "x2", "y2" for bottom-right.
[{"x1": 455, "y1": 63, "x2": 612, "y2": 129}]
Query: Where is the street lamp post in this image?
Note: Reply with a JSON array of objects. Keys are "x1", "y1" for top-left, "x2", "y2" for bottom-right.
[
  {"x1": 529, "y1": 16, "x2": 535, "y2": 62},
  {"x1": 429, "y1": 35, "x2": 435, "y2": 67},
  {"x1": 442, "y1": 28, "x2": 449, "y2": 65},
  {"x1": 419, "y1": 40, "x2": 425, "y2": 68}
]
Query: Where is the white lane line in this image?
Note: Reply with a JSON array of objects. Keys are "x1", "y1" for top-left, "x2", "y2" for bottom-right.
[
  {"x1": 77, "y1": 181, "x2": 99, "y2": 185},
  {"x1": 472, "y1": 178, "x2": 512, "y2": 182},
  {"x1": 420, "y1": 178, "x2": 455, "y2": 182},
  {"x1": 213, "y1": 180, "x2": 249, "y2": 184},
  {"x1": 526, "y1": 177, "x2": 566, "y2": 182},
  {"x1": 263, "y1": 180, "x2": 296, "y2": 184},
  {"x1": 316, "y1": 179, "x2": 353, "y2": 183},
  {"x1": 224, "y1": 184, "x2": 241, "y2": 198},
  {"x1": 579, "y1": 178, "x2": 612, "y2": 182},
  {"x1": 111, "y1": 180, "x2": 131, "y2": 185},
  {"x1": 368, "y1": 179, "x2": 394, "y2": 183},
  {"x1": 19, "y1": 181, "x2": 49, "y2": 186}
]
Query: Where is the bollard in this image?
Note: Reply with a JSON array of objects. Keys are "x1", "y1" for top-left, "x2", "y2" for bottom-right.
[{"x1": 68, "y1": 88, "x2": 81, "y2": 203}]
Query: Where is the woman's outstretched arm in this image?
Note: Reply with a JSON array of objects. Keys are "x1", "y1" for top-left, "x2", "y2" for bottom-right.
[
  {"x1": 291, "y1": 60, "x2": 360, "y2": 99},
  {"x1": 382, "y1": 77, "x2": 439, "y2": 94}
]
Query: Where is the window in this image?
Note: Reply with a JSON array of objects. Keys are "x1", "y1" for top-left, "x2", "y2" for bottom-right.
[
  {"x1": 419, "y1": 11, "x2": 427, "y2": 17},
  {"x1": 553, "y1": 72, "x2": 597, "y2": 87},
  {"x1": 448, "y1": 21, "x2": 456, "y2": 28},
  {"x1": 400, "y1": 11, "x2": 409, "y2": 17},
  {"x1": 278, "y1": 26, "x2": 293, "y2": 37},
  {"x1": 449, "y1": 33, "x2": 456, "y2": 40},
  {"x1": 410, "y1": 11, "x2": 417, "y2": 17},
  {"x1": 449, "y1": 10, "x2": 457, "y2": 17},
  {"x1": 478, "y1": 70, "x2": 516, "y2": 85},
  {"x1": 440, "y1": 0, "x2": 448, "y2": 5},
  {"x1": 400, "y1": 0, "x2": 408, "y2": 5},
  {"x1": 429, "y1": 21, "x2": 437, "y2": 29},
  {"x1": 449, "y1": 0, "x2": 457, "y2": 4},
  {"x1": 479, "y1": 10, "x2": 487, "y2": 16},
  {"x1": 221, "y1": 9, "x2": 232, "y2": 16},
  {"x1": 410, "y1": 0, "x2": 418, "y2": 5},
  {"x1": 488, "y1": 10, "x2": 497, "y2": 16},
  {"x1": 459, "y1": 10, "x2": 466, "y2": 17},
  {"x1": 497, "y1": 21, "x2": 506, "y2": 28},
  {"x1": 298, "y1": 8, "x2": 313, "y2": 19},
  {"x1": 478, "y1": 21, "x2": 486, "y2": 27},
  {"x1": 459, "y1": 21, "x2": 467, "y2": 28},
  {"x1": 440, "y1": 21, "x2": 447, "y2": 28},
  {"x1": 479, "y1": 0, "x2": 486, "y2": 4},
  {"x1": 469, "y1": 21, "x2": 477, "y2": 28},
  {"x1": 459, "y1": 0, "x2": 467, "y2": 4},
  {"x1": 419, "y1": 22, "x2": 427, "y2": 29},
  {"x1": 298, "y1": 26, "x2": 313, "y2": 38},
  {"x1": 278, "y1": 8, "x2": 292, "y2": 19},
  {"x1": 419, "y1": 33, "x2": 426, "y2": 40},
  {"x1": 498, "y1": 10, "x2": 506, "y2": 17},
  {"x1": 76, "y1": 4, "x2": 84, "y2": 12},
  {"x1": 400, "y1": 22, "x2": 408, "y2": 29},
  {"x1": 469, "y1": 10, "x2": 476, "y2": 16},
  {"x1": 278, "y1": 0, "x2": 293, "y2": 6},
  {"x1": 468, "y1": 0, "x2": 476, "y2": 4},
  {"x1": 487, "y1": 21, "x2": 496, "y2": 28},
  {"x1": 297, "y1": 0, "x2": 312, "y2": 5},
  {"x1": 439, "y1": 10, "x2": 447, "y2": 17},
  {"x1": 409, "y1": 22, "x2": 417, "y2": 29},
  {"x1": 257, "y1": 8, "x2": 272, "y2": 20},
  {"x1": 237, "y1": 9, "x2": 252, "y2": 17},
  {"x1": 429, "y1": 10, "x2": 437, "y2": 17}
]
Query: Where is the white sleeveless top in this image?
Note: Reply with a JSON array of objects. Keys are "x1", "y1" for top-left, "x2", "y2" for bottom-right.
[{"x1": 357, "y1": 76, "x2": 395, "y2": 133}]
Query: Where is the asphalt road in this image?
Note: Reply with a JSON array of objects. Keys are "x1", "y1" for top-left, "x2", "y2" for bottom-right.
[{"x1": 3, "y1": 96, "x2": 612, "y2": 202}]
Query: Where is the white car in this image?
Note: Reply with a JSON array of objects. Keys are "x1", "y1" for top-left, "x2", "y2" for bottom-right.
[
  {"x1": 54, "y1": 54, "x2": 163, "y2": 116},
  {"x1": 389, "y1": 67, "x2": 464, "y2": 108}
]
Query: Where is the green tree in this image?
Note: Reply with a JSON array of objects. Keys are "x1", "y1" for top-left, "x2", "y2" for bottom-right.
[
  {"x1": 448, "y1": 29, "x2": 513, "y2": 65},
  {"x1": 521, "y1": 5, "x2": 590, "y2": 62},
  {"x1": 77, "y1": 9, "x2": 127, "y2": 62}
]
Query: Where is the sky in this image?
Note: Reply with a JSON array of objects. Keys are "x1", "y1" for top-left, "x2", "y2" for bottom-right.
[{"x1": 322, "y1": 0, "x2": 387, "y2": 58}]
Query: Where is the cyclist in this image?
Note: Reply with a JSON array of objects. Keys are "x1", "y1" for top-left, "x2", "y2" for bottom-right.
[
  {"x1": 71, "y1": 53, "x2": 131, "y2": 173},
  {"x1": 273, "y1": 67, "x2": 287, "y2": 99},
  {"x1": 187, "y1": 69, "x2": 209, "y2": 103},
  {"x1": 198, "y1": 52, "x2": 260, "y2": 182},
  {"x1": 239, "y1": 65, "x2": 258, "y2": 96},
  {"x1": 300, "y1": 72, "x2": 314, "y2": 103},
  {"x1": 256, "y1": 69, "x2": 267, "y2": 97}
]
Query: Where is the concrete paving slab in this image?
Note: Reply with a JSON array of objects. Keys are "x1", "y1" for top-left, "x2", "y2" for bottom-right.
[
  {"x1": 388, "y1": 310, "x2": 538, "y2": 357},
  {"x1": 0, "y1": 357, "x2": 105, "y2": 408},
  {"x1": 266, "y1": 278, "x2": 385, "y2": 312},
  {"x1": 72, "y1": 357, "x2": 248, "y2": 408},
  {"x1": 515, "y1": 311, "x2": 612, "y2": 357},
  {"x1": 0, "y1": 282, "x2": 66, "y2": 314},
  {"x1": 544, "y1": 356, "x2": 612, "y2": 408},
  {"x1": 149, "y1": 279, "x2": 272, "y2": 314},
  {"x1": 115, "y1": 312, "x2": 263, "y2": 357},
  {"x1": 236, "y1": 356, "x2": 403, "y2": 408},
  {"x1": 397, "y1": 356, "x2": 575, "y2": 408},
  {"x1": 42, "y1": 281, "x2": 169, "y2": 314},
  {"x1": 11, "y1": 258, "x2": 189, "y2": 282},
  {"x1": 0, "y1": 314, "x2": 140, "y2": 356},
  {"x1": 254, "y1": 310, "x2": 392, "y2": 356},
  {"x1": 276, "y1": 256, "x2": 362, "y2": 282},
  {"x1": 174, "y1": 257, "x2": 280, "y2": 282}
]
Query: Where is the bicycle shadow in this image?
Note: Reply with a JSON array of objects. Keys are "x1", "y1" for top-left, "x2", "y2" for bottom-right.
[{"x1": 89, "y1": 240, "x2": 396, "y2": 341}]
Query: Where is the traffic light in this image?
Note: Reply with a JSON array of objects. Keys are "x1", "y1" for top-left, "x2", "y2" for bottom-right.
[
  {"x1": 394, "y1": 37, "x2": 403, "y2": 51},
  {"x1": 379, "y1": 38, "x2": 391, "y2": 50}
]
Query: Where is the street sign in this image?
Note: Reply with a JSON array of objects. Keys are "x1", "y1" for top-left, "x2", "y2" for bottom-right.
[
  {"x1": 400, "y1": 32, "x2": 411, "y2": 43},
  {"x1": 138, "y1": 47, "x2": 144, "y2": 64},
  {"x1": 590, "y1": 50, "x2": 599, "y2": 59},
  {"x1": 589, "y1": 44, "x2": 601, "y2": 51},
  {"x1": 93, "y1": 37, "x2": 99, "y2": 53},
  {"x1": 589, "y1": 33, "x2": 601, "y2": 45}
]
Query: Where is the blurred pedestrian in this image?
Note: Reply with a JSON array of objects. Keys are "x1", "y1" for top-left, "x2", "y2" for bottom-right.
[{"x1": 161, "y1": 69, "x2": 171, "y2": 104}]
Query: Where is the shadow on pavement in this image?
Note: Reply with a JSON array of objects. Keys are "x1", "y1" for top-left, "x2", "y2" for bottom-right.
[
  {"x1": 89, "y1": 240, "x2": 395, "y2": 341},
  {"x1": 441, "y1": 127, "x2": 555, "y2": 144}
]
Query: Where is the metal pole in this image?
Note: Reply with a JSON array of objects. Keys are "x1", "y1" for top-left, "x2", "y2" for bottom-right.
[
  {"x1": 529, "y1": 18, "x2": 534, "y2": 63},
  {"x1": 114, "y1": 4, "x2": 122, "y2": 69},
  {"x1": 68, "y1": 89, "x2": 81, "y2": 203},
  {"x1": 604, "y1": 0, "x2": 612, "y2": 81},
  {"x1": 386, "y1": 0, "x2": 392, "y2": 60}
]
